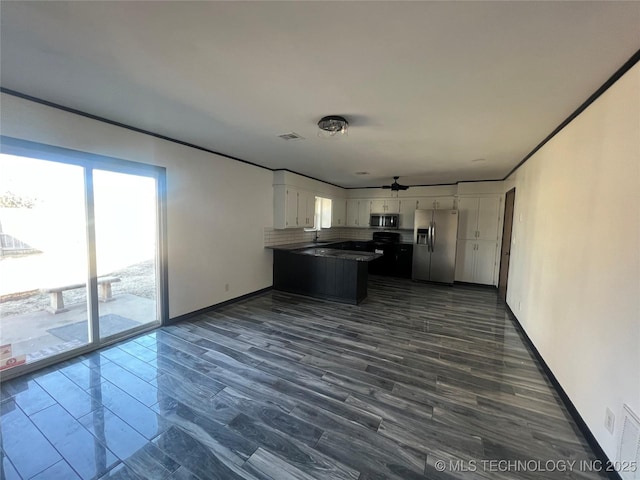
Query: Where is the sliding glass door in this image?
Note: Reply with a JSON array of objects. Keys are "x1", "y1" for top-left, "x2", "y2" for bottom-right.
[
  {"x1": 0, "y1": 140, "x2": 166, "y2": 378},
  {"x1": 0, "y1": 155, "x2": 91, "y2": 368},
  {"x1": 93, "y1": 170, "x2": 159, "y2": 340}
]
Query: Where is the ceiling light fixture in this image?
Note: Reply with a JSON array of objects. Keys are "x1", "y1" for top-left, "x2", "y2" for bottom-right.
[{"x1": 317, "y1": 115, "x2": 348, "y2": 138}]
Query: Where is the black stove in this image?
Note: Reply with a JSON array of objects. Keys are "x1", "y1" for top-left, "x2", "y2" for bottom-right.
[
  {"x1": 369, "y1": 231, "x2": 401, "y2": 248},
  {"x1": 368, "y1": 232, "x2": 402, "y2": 275}
]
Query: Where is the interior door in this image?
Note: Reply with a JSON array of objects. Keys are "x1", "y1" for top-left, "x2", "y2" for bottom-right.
[{"x1": 498, "y1": 188, "x2": 516, "y2": 298}]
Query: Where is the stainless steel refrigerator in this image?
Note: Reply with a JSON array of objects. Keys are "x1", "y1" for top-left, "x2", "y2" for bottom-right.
[{"x1": 412, "y1": 209, "x2": 459, "y2": 284}]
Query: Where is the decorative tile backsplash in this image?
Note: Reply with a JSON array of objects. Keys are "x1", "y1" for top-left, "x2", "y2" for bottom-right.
[{"x1": 264, "y1": 227, "x2": 414, "y2": 246}]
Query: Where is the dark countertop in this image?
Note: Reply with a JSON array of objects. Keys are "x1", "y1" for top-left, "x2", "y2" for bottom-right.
[
  {"x1": 265, "y1": 239, "x2": 353, "y2": 251},
  {"x1": 295, "y1": 248, "x2": 382, "y2": 262}
]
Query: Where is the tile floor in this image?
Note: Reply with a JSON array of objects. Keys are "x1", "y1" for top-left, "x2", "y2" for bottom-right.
[{"x1": 0, "y1": 277, "x2": 607, "y2": 479}]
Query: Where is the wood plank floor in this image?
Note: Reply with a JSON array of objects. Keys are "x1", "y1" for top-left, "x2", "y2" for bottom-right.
[{"x1": 0, "y1": 277, "x2": 607, "y2": 479}]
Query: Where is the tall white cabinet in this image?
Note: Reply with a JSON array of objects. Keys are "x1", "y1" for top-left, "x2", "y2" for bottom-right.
[{"x1": 455, "y1": 195, "x2": 501, "y2": 285}]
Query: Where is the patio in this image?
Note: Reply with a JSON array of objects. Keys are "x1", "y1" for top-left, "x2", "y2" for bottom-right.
[{"x1": 0, "y1": 293, "x2": 156, "y2": 366}]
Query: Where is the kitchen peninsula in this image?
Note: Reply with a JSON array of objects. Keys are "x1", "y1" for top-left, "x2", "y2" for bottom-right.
[{"x1": 268, "y1": 242, "x2": 382, "y2": 304}]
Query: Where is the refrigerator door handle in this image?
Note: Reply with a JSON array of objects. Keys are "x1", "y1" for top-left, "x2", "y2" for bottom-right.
[
  {"x1": 431, "y1": 221, "x2": 436, "y2": 252},
  {"x1": 427, "y1": 223, "x2": 433, "y2": 251}
]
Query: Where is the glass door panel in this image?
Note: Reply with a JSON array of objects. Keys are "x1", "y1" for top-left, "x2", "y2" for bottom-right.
[
  {"x1": 92, "y1": 170, "x2": 159, "y2": 340},
  {"x1": 0, "y1": 154, "x2": 90, "y2": 371}
]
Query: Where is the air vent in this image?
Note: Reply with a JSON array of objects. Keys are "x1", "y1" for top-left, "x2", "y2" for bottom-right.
[
  {"x1": 618, "y1": 404, "x2": 640, "y2": 480},
  {"x1": 278, "y1": 132, "x2": 304, "y2": 141}
]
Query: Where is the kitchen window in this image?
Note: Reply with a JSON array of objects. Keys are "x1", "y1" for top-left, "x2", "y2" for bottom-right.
[{"x1": 306, "y1": 196, "x2": 332, "y2": 231}]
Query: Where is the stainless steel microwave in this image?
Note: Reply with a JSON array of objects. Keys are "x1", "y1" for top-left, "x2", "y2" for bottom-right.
[{"x1": 370, "y1": 214, "x2": 399, "y2": 229}]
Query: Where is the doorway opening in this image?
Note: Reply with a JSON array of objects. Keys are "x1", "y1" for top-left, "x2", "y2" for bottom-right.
[
  {"x1": 498, "y1": 188, "x2": 516, "y2": 299},
  {"x1": 0, "y1": 138, "x2": 167, "y2": 379}
]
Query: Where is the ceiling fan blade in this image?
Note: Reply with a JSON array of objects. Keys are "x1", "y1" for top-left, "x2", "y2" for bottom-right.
[
  {"x1": 399, "y1": 185, "x2": 409, "y2": 190},
  {"x1": 381, "y1": 185, "x2": 391, "y2": 189}
]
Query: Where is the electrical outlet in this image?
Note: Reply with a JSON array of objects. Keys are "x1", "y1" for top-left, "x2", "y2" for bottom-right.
[
  {"x1": 518, "y1": 301, "x2": 522, "y2": 311},
  {"x1": 224, "y1": 283, "x2": 229, "y2": 292},
  {"x1": 605, "y1": 408, "x2": 615, "y2": 434}
]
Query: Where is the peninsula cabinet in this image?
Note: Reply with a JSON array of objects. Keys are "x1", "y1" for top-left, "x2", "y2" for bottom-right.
[
  {"x1": 455, "y1": 239, "x2": 497, "y2": 285},
  {"x1": 346, "y1": 199, "x2": 370, "y2": 227},
  {"x1": 457, "y1": 196, "x2": 501, "y2": 240}
]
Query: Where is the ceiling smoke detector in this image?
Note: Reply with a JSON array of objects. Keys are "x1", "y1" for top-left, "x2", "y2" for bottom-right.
[{"x1": 317, "y1": 115, "x2": 348, "y2": 137}]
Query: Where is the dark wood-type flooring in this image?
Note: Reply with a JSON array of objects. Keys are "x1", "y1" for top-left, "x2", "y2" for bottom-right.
[{"x1": 0, "y1": 277, "x2": 606, "y2": 479}]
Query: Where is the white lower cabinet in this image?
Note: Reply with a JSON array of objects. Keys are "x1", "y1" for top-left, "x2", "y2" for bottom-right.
[{"x1": 455, "y1": 239, "x2": 497, "y2": 285}]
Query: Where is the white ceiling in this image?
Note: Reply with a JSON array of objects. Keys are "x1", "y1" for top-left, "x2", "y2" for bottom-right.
[{"x1": 1, "y1": 1, "x2": 639, "y2": 188}]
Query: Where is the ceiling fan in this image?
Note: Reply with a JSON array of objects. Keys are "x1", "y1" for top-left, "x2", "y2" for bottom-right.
[{"x1": 381, "y1": 176, "x2": 409, "y2": 191}]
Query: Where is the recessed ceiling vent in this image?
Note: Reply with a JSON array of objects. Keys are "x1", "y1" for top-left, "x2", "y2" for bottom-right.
[{"x1": 278, "y1": 132, "x2": 304, "y2": 141}]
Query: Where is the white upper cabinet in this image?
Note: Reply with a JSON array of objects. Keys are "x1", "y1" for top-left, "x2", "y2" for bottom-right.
[
  {"x1": 346, "y1": 199, "x2": 358, "y2": 227},
  {"x1": 274, "y1": 186, "x2": 317, "y2": 229},
  {"x1": 298, "y1": 190, "x2": 316, "y2": 228},
  {"x1": 399, "y1": 198, "x2": 418, "y2": 229},
  {"x1": 274, "y1": 185, "x2": 298, "y2": 229},
  {"x1": 370, "y1": 199, "x2": 386, "y2": 214},
  {"x1": 332, "y1": 198, "x2": 346, "y2": 227},
  {"x1": 476, "y1": 197, "x2": 501, "y2": 240},
  {"x1": 456, "y1": 195, "x2": 501, "y2": 240},
  {"x1": 346, "y1": 199, "x2": 370, "y2": 227},
  {"x1": 416, "y1": 196, "x2": 455, "y2": 210},
  {"x1": 370, "y1": 199, "x2": 400, "y2": 213},
  {"x1": 457, "y1": 197, "x2": 480, "y2": 239}
]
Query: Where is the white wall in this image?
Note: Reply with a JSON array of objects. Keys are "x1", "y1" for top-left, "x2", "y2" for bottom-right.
[
  {"x1": 506, "y1": 63, "x2": 640, "y2": 458},
  {"x1": 0, "y1": 93, "x2": 274, "y2": 319}
]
